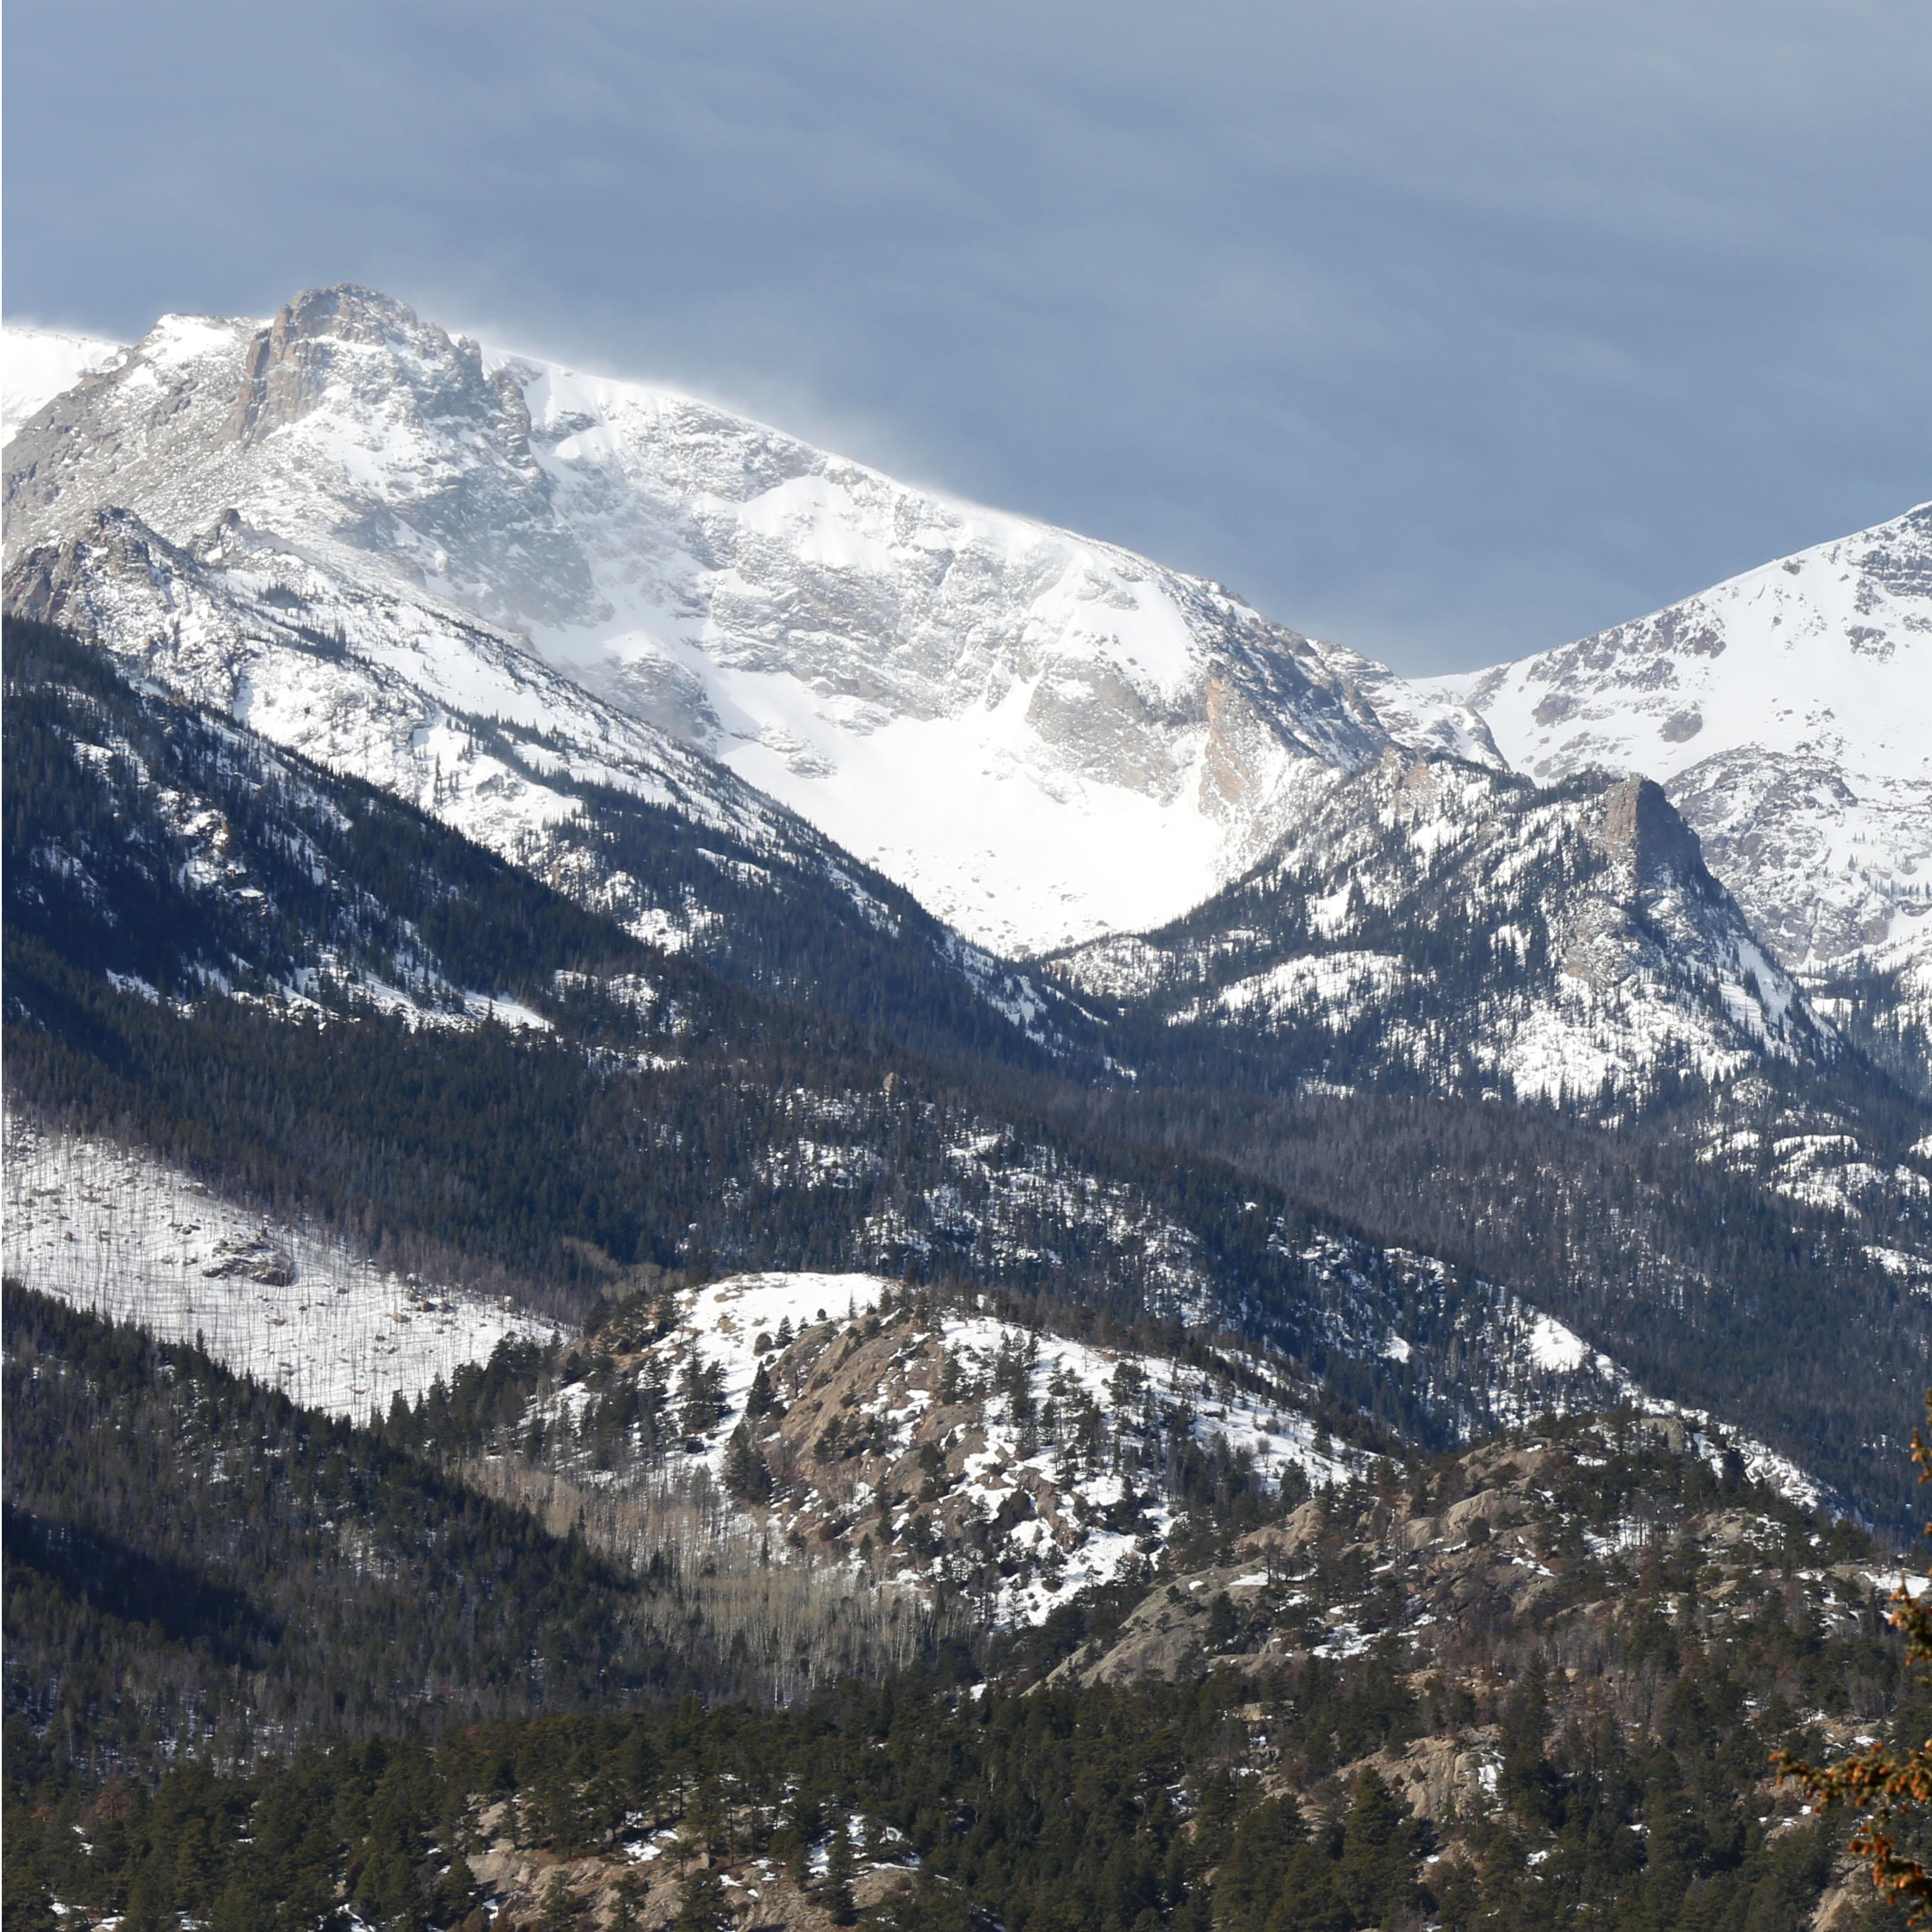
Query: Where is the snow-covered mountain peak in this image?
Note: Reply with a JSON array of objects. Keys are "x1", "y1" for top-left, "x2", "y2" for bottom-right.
[
  {"x1": 490, "y1": 339, "x2": 1456, "y2": 950},
  {"x1": 10, "y1": 283, "x2": 1906, "y2": 1076},
  {"x1": 4, "y1": 287, "x2": 1493, "y2": 955},
  {"x1": 1435, "y1": 503, "x2": 1932, "y2": 977},
  {"x1": 6, "y1": 289, "x2": 598, "y2": 636}
]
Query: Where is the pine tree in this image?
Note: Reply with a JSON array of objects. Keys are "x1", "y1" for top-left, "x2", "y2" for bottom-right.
[
  {"x1": 1332, "y1": 1770, "x2": 1427, "y2": 1928},
  {"x1": 679, "y1": 1350, "x2": 723, "y2": 1436},
  {"x1": 821, "y1": 1816, "x2": 858, "y2": 1927},
  {"x1": 745, "y1": 1361, "x2": 775, "y2": 1419},
  {"x1": 724, "y1": 1423, "x2": 773, "y2": 1503},
  {"x1": 535, "y1": 1872, "x2": 579, "y2": 1928},
  {"x1": 434, "y1": 1853, "x2": 481, "y2": 1924},
  {"x1": 674, "y1": 1867, "x2": 733, "y2": 1932},
  {"x1": 607, "y1": 1871, "x2": 646, "y2": 1932}
]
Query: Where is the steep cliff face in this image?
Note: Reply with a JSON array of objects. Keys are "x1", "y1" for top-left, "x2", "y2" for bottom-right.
[
  {"x1": 1432, "y1": 504, "x2": 1932, "y2": 1083},
  {"x1": 4, "y1": 289, "x2": 1493, "y2": 955}
]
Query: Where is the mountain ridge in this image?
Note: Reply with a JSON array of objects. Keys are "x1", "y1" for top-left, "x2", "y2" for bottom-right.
[
  {"x1": 1054, "y1": 750, "x2": 1831, "y2": 1109},
  {"x1": 2, "y1": 290, "x2": 1494, "y2": 955},
  {"x1": 1428, "y1": 503, "x2": 1932, "y2": 1089},
  {"x1": 6, "y1": 293, "x2": 1921, "y2": 1087}
]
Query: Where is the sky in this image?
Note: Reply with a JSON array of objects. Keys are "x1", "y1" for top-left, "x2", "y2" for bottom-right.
[{"x1": 4, "y1": 0, "x2": 1927, "y2": 674}]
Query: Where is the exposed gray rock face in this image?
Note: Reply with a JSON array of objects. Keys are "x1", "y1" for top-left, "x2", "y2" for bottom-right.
[
  {"x1": 4, "y1": 287, "x2": 1910, "y2": 1089},
  {"x1": 5, "y1": 292, "x2": 596, "y2": 633},
  {"x1": 1426, "y1": 505, "x2": 1932, "y2": 1081},
  {"x1": 4, "y1": 287, "x2": 1494, "y2": 955},
  {"x1": 1057, "y1": 753, "x2": 1829, "y2": 1106}
]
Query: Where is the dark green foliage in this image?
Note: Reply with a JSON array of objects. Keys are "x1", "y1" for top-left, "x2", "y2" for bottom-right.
[
  {"x1": 746, "y1": 1361, "x2": 776, "y2": 1418},
  {"x1": 538, "y1": 1872, "x2": 580, "y2": 1928},
  {"x1": 1, "y1": 1653, "x2": 1871, "y2": 1932},
  {"x1": 723, "y1": 1424, "x2": 773, "y2": 1504},
  {"x1": 674, "y1": 1866, "x2": 734, "y2": 1932},
  {"x1": 5, "y1": 1284, "x2": 717, "y2": 1776},
  {"x1": 821, "y1": 1818, "x2": 858, "y2": 1925},
  {"x1": 1213, "y1": 1792, "x2": 1308, "y2": 1931},
  {"x1": 7, "y1": 616, "x2": 1929, "y2": 1532},
  {"x1": 678, "y1": 1351, "x2": 728, "y2": 1437}
]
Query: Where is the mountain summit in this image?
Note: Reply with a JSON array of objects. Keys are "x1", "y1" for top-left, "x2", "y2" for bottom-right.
[
  {"x1": 1433, "y1": 504, "x2": 1932, "y2": 967},
  {"x1": 3, "y1": 286, "x2": 1493, "y2": 955},
  {"x1": 1429, "y1": 505, "x2": 1932, "y2": 1086},
  {"x1": 4, "y1": 286, "x2": 1924, "y2": 1082}
]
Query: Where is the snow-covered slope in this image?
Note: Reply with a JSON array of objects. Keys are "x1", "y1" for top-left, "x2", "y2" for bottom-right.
[
  {"x1": 1058, "y1": 754, "x2": 1831, "y2": 1106},
  {"x1": 4, "y1": 501, "x2": 1081, "y2": 1056},
  {"x1": 4, "y1": 290, "x2": 1909, "y2": 1093},
  {"x1": 2, "y1": 290, "x2": 1493, "y2": 955},
  {"x1": 1431, "y1": 506, "x2": 1932, "y2": 1000},
  {"x1": 513, "y1": 1258, "x2": 1832, "y2": 1626},
  {"x1": 1, "y1": 1120, "x2": 555, "y2": 1419},
  {"x1": 495, "y1": 355, "x2": 1496, "y2": 952},
  {"x1": 5, "y1": 499, "x2": 806, "y2": 881},
  {"x1": 2, "y1": 324, "x2": 124, "y2": 434},
  {"x1": 4, "y1": 1117, "x2": 1721, "y2": 1628},
  {"x1": 573, "y1": 1271, "x2": 1358, "y2": 1625}
]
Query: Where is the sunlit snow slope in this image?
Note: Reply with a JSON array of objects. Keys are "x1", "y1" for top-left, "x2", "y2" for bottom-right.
[
  {"x1": 496, "y1": 354, "x2": 1494, "y2": 952},
  {"x1": 2, "y1": 1121, "x2": 556, "y2": 1420},
  {"x1": 2, "y1": 326, "x2": 124, "y2": 434},
  {"x1": 2, "y1": 290, "x2": 1491, "y2": 955},
  {"x1": 1432, "y1": 506, "x2": 1932, "y2": 982}
]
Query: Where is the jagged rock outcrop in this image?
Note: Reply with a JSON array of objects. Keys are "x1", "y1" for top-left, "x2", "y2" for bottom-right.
[
  {"x1": 1058, "y1": 752, "x2": 1829, "y2": 1104},
  {"x1": 1433, "y1": 504, "x2": 1932, "y2": 1083}
]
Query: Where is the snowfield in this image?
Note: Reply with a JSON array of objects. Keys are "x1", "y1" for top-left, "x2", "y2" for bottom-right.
[
  {"x1": 3, "y1": 325, "x2": 125, "y2": 435},
  {"x1": 2, "y1": 1120, "x2": 559, "y2": 1420},
  {"x1": 2, "y1": 296, "x2": 1488, "y2": 957}
]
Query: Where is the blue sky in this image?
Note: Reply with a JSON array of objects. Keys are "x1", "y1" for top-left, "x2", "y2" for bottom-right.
[{"x1": 5, "y1": 0, "x2": 1927, "y2": 673}]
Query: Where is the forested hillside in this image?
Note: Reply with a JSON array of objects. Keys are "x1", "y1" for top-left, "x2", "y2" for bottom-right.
[
  {"x1": 8, "y1": 614, "x2": 1932, "y2": 1931},
  {"x1": 7, "y1": 617, "x2": 1931, "y2": 1527},
  {"x1": 0, "y1": 1286, "x2": 942, "y2": 1776},
  {"x1": 0, "y1": 616, "x2": 1094, "y2": 1078},
  {"x1": 6, "y1": 1287, "x2": 1925, "y2": 1931}
]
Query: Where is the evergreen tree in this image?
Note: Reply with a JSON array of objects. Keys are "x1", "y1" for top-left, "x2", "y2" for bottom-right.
[
  {"x1": 608, "y1": 1871, "x2": 647, "y2": 1932},
  {"x1": 538, "y1": 1872, "x2": 579, "y2": 1928},
  {"x1": 1332, "y1": 1770, "x2": 1427, "y2": 1928},
  {"x1": 674, "y1": 1868, "x2": 734, "y2": 1932},
  {"x1": 746, "y1": 1361, "x2": 776, "y2": 1419},
  {"x1": 1212, "y1": 1792, "x2": 1308, "y2": 1932},
  {"x1": 679, "y1": 1351, "x2": 726, "y2": 1436},
  {"x1": 821, "y1": 1817, "x2": 858, "y2": 1926},
  {"x1": 724, "y1": 1423, "x2": 773, "y2": 1503}
]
